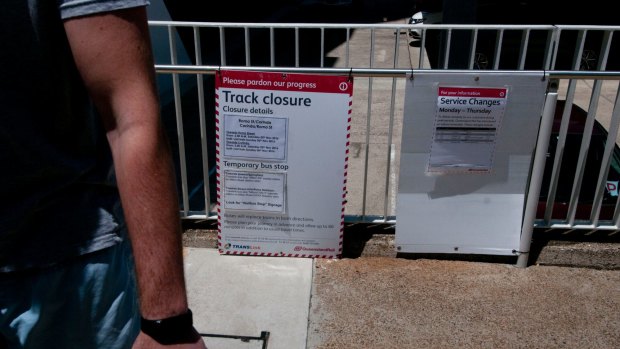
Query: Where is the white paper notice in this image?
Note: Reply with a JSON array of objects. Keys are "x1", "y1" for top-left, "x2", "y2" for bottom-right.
[
  {"x1": 429, "y1": 86, "x2": 508, "y2": 173},
  {"x1": 224, "y1": 114, "x2": 287, "y2": 160},
  {"x1": 224, "y1": 171, "x2": 286, "y2": 213}
]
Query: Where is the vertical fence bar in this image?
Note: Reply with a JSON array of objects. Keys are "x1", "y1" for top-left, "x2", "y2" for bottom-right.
[
  {"x1": 345, "y1": 27, "x2": 351, "y2": 66},
  {"x1": 492, "y1": 28, "x2": 504, "y2": 70},
  {"x1": 591, "y1": 82, "x2": 620, "y2": 224},
  {"x1": 546, "y1": 28, "x2": 559, "y2": 70},
  {"x1": 168, "y1": 25, "x2": 190, "y2": 216},
  {"x1": 590, "y1": 31, "x2": 616, "y2": 224},
  {"x1": 567, "y1": 80, "x2": 603, "y2": 225},
  {"x1": 419, "y1": 28, "x2": 427, "y2": 69},
  {"x1": 596, "y1": 30, "x2": 613, "y2": 70},
  {"x1": 572, "y1": 29, "x2": 587, "y2": 70},
  {"x1": 320, "y1": 28, "x2": 325, "y2": 68},
  {"x1": 193, "y1": 26, "x2": 212, "y2": 216},
  {"x1": 442, "y1": 29, "x2": 452, "y2": 69},
  {"x1": 468, "y1": 29, "x2": 479, "y2": 70},
  {"x1": 245, "y1": 27, "x2": 251, "y2": 66},
  {"x1": 382, "y1": 28, "x2": 400, "y2": 221},
  {"x1": 270, "y1": 27, "x2": 275, "y2": 67},
  {"x1": 361, "y1": 28, "x2": 376, "y2": 218},
  {"x1": 518, "y1": 29, "x2": 530, "y2": 70},
  {"x1": 295, "y1": 27, "x2": 300, "y2": 67},
  {"x1": 219, "y1": 26, "x2": 226, "y2": 65}
]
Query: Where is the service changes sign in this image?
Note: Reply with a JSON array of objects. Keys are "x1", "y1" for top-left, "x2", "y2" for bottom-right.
[{"x1": 396, "y1": 73, "x2": 547, "y2": 256}]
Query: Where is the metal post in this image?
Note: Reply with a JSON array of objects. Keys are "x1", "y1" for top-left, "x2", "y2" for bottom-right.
[{"x1": 517, "y1": 78, "x2": 557, "y2": 267}]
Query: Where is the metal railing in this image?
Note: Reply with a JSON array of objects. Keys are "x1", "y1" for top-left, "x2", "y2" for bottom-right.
[{"x1": 148, "y1": 20, "x2": 620, "y2": 234}]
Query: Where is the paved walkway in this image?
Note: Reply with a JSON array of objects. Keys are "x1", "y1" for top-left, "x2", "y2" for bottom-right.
[
  {"x1": 307, "y1": 257, "x2": 619, "y2": 349},
  {"x1": 185, "y1": 248, "x2": 312, "y2": 349},
  {"x1": 183, "y1": 230, "x2": 620, "y2": 349}
]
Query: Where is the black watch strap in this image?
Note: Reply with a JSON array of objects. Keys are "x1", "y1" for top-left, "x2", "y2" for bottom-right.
[{"x1": 140, "y1": 309, "x2": 200, "y2": 345}]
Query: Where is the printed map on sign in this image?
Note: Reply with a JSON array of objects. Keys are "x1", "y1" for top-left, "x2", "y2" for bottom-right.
[{"x1": 429, "y1": 86, "x2": 508, "y2": 173}]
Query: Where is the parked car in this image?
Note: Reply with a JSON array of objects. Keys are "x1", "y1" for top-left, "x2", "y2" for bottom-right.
[
  {"x1": 407, "y1": 10, "x2": 442, "y2": 40},
  {"x1": 537, "y1": 100, "x2": 620, "y2": 221}
]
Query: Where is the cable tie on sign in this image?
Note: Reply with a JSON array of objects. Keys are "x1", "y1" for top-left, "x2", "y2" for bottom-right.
[{"x1": 348, "y1": 67, "x2": 353, "y2": 82}]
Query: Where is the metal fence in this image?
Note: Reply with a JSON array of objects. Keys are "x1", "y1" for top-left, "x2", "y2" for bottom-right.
[{"x1": 148, "y1": 20, "x2": 620, "y2": 233}]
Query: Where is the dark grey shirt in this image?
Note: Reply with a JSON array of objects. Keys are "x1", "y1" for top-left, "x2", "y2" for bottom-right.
[{"x1": 0, "y1": 0, "x2": 148, "y2": 272}]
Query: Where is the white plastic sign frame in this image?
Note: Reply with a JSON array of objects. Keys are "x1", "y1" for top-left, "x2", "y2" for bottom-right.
[{"x1": 395, "y1": 72, "x2": 547, "y2": 256}]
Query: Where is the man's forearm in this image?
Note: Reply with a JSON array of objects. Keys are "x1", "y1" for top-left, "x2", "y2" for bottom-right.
[
  {"x1": 111, "y1": 123, "x2": 189, "y2": 319},
  {"x1": 63, "y1": 6, "x2": 190, "y2": 320}
]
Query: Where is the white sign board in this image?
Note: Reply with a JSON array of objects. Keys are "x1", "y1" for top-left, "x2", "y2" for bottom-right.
[
  {"x1": 395, "y1": 73, "x2": 547, "y2": 256},
  {"x1": 216, "y1": 70, "x2": 353, "y2": 258}
]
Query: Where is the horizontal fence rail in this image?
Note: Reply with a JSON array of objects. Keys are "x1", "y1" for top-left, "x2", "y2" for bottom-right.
[{"x1": 149, "y1": 20, "x2": 620, "y2": 233}]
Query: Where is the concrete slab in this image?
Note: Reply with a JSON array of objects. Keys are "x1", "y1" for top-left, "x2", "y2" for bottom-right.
[{"x1": 183, "y1": 248, "x2": 314, "y2": 349}]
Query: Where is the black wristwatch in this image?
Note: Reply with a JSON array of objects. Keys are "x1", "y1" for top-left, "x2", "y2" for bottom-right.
[{"x1": 140, "y1": 309, "x2": 201, "y2": 345}]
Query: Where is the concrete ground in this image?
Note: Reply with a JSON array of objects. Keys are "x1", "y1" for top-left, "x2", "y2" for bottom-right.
[{"x1": 182, "y1": 225, "x2": 620, "y2": 349}]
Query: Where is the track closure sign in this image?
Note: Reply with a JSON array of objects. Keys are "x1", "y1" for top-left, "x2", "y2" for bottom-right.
[{"x1": 215, "y1": 70, "x2": 353, "y2": 258}]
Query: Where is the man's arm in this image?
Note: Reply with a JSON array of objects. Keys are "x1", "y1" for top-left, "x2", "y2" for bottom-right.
[{"x1": 63, "y1": 6, "x2": 205, "y2": 348}]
